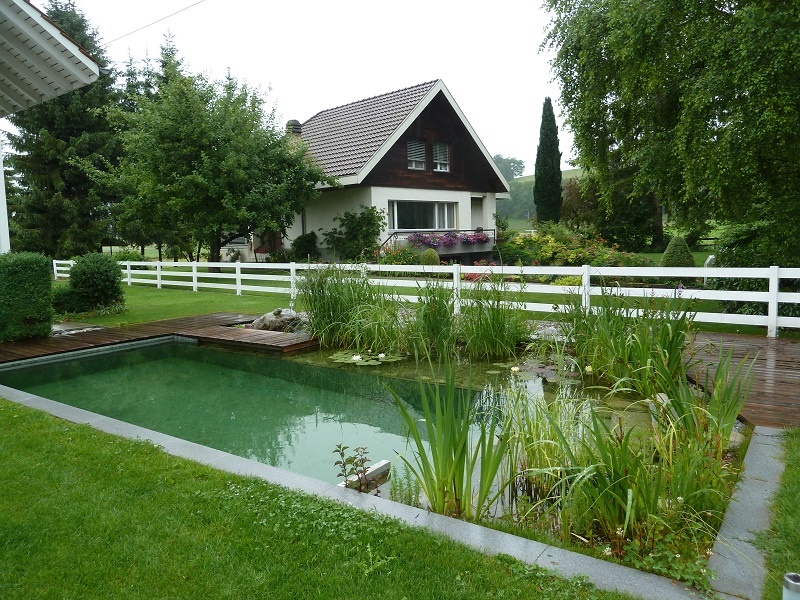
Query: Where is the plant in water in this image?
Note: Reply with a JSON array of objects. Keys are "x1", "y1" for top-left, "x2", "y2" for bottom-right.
[
  {"x1": 389, "y1": 461, "x2": 422, "y2": 507},
  {"x1": 407, "y1": 279, "x2": 457, "y2": 357},
  {"x1": 390, "y1": 364, "x2": 511, "y2": 521},
  {"x1": 458, "y1": 276, "x2": 529, "y2": 360},
  {"x1": 333, "y1": 444, "x2": 372, "y2": 493}
]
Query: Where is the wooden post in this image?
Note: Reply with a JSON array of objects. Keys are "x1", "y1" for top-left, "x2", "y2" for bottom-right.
[{"x1": 767, "y1": 265, "x2": 780, "y2": 338}]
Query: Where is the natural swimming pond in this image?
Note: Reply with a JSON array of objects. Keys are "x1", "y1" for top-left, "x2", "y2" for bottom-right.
[{"x1": 0, "y1": 341, "x2": 428, "y2": 483}]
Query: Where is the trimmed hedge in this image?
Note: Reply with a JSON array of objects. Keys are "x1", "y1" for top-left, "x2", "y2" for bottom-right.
[
  {"x1": 420, "y1": 248, "x2": 440, "y2": 266},
  {"x1": 661, "y1": 236, "x2": 696, "y2": 267},
  {"x1": 0, "y1": 252, "x2": 53, "y2": 341},
  {"x1": 66, "y1": 252, "x2": 124, "y2": 312}
]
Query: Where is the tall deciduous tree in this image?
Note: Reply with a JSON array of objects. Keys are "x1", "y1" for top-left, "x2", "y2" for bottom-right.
[
  {"x1": 533, "y1": 97, "x2": 562, "y2": 223},
  {"x1": 6, "y1": 1, "x2": 119, "y2": 258},
  {"x1": 492, "y1": 154, "x2": 525, "y2": 181},
  {"x1": 114, "y1": 64, "x2": 331, "y2": 262},
  {"x1": 545, "y1": 0, "x2": 800, "y2": 263}
]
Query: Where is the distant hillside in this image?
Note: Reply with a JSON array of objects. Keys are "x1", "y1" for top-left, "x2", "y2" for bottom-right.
[{"x1": 497, "y1": 167, "x2": 584, "y2": 220}]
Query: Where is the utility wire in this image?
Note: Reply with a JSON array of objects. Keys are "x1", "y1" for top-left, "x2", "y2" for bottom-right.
[{"x1": 102, "y1": 0, "x2": 208, "y2": 47}]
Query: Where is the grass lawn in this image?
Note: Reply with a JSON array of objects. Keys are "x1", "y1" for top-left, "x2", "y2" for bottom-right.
[
  {"x1": 761, "y1": 429, "x2": 800, "y2": 599},
  {"x1": 0, "y1": 399, "x2": 632, "y2": 600},
  {"x1": 62, "y1": 284, "x2": 289, "y2": 327}
]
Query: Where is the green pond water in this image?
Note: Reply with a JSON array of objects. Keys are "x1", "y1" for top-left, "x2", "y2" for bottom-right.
[{"x1": 0, "y1": 342, "x2": 429, "y2": 483}]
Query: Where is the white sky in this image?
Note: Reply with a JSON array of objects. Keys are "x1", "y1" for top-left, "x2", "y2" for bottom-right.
[{"x1": 33, "y1": 0, "x2": 576, "y2": 175}]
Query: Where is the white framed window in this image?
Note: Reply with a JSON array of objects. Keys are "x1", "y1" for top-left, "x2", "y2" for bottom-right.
[
  {"x1": 433, "y1": 142, "x2": 450, "y2": 172},
  {"x1": 407, "y1": 140, "x2": 426, "y2": 170},
  {"x1": 389, "y1": 201, "x2": 457, "y2": 230}
]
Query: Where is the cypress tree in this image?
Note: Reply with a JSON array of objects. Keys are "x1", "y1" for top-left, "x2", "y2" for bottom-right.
[{"x1": 533, "y1": 97, "x2": 563, "y2": 223}]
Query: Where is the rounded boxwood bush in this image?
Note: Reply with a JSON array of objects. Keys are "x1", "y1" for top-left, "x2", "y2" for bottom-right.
[
  {"x1": 0, "y1": 251, "x2": 53, "y2": 341},
  {"x1": 419, "y1": 248, "x2": 440, "y2": 266},
  {"x1": 68, "y1": 252, "x2": 124, "y2": 311},
  {"x1": 660, "y1": 236, "x2": 696, "y2": 267}
]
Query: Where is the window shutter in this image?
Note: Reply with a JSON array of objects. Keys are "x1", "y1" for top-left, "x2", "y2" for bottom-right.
[
  {"x1": 433, "y1": 142, "x2": 450, "y2": 172},
  {"x1": 407, "y1": 140, "x2": 426, "y2": 169}
]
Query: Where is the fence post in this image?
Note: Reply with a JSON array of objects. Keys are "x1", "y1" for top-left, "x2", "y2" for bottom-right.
[
  {"x1": 192, "y1": 262, "x2": 198, "y2": 292},
  {"x1": 52, "y1": 259, "x2": 58, "y2": 280},
  {"x1": 235, "y1": 262, "x2": 242, "y2": 296},
  {"x1": 156, "y1": 262, "x2": 162, "y2": 289},
  {"x1": 582, "y1": 264, "x2": 592, "y2": 311},
  {"x1": 767, "y1": 265, "x2": 780, "y2": 338},
  {"x1": 126, "y1": 262, "x2": 132, "y2": 286},
  {"x1": 290, "y1": 262, "x2": 297, "y2": 311},
  {"x1": 453, "y1": 263, "x2": 462, "y2": 315}
]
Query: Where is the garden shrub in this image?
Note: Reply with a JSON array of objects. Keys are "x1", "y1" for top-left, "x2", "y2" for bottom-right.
[
  {"x1": 508, "y1": 223, "x2": 651, "y2": 268},
  {"x1": 113, "y1": 248, "x2": 144, "y2": 263},
  {"x1": 291, "y1": 232, "x2": 320, "y2": 261},
  {"x1": 711, "y1": 221, "x2": 800, "y2": 317},
  {"x1": 377, "y1": 246, "x2": 418, "y2": 265},
  {"x1": 0, "y1": 252, "x2": 53, "y2": 342},
  {"x1": 67, "y1": 252, "x2": 124, "y2": 312},
  {"x1": 52, "y1": 285, "x2": 82, "y2": 314},
  {"x1": 419, "y1": 248, "x2": 440, "y2": 266},
  {"x1": 660, "y1": 236, "x2": 695, "y2": 267},
  {"x1": 323, "y1": 205, "x2": 387, "y2": 261}
]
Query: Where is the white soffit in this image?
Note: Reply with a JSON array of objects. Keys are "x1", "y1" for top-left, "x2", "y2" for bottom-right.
[{"x1": 0, "y1": 0, "x2": 100, "y2": 118}]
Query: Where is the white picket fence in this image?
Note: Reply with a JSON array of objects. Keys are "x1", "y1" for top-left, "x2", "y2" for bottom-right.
[{"x1": 52, "y1": 260, "x2": 800, "y2": 337}]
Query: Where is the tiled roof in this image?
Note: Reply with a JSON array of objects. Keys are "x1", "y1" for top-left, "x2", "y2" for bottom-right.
[{"x1": 300, "y1": 80, "x2": 438, "y2": 178}]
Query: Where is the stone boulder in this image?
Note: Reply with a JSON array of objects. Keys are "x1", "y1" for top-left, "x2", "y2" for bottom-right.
[{"x1": 251, "y1": 308, "x2": 306, "y2": 332}]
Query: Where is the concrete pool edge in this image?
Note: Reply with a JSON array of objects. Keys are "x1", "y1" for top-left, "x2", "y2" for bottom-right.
[{"x1": 0, "y1": 383, "x2": 779, "y2": 600}]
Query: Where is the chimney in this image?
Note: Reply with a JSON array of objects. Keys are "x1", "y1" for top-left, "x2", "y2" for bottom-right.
[{"x1": 286, "y1": 119, "x2": 302, "y2": 135}]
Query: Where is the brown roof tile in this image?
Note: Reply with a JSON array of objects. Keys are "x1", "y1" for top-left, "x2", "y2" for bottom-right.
[{"x1": 300, "y1": 80, "x2": 438, "y2": 178}]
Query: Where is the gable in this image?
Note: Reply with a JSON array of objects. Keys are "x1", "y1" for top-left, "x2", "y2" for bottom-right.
[
  {"x1": 362, "y1": 91, "x2": 507, "y2": 193},
  {"x1": 299, "y1": 80, "x2": 509, "y2": 192}
]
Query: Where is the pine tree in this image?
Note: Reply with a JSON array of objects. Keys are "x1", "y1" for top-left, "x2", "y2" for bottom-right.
[
  {"x1": 6, "y1": 1, "x2": 120, "y2": 258},
  {"x1": 533, "y1": 97, "x2": 562, "y2": 223}
]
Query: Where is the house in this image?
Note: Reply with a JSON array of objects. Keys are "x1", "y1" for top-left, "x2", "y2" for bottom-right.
[{"x1": 273, "y1": 79, "x2": 509, "y2": 262}]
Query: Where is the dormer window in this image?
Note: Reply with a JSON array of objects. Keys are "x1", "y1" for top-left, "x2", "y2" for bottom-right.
[
  {"x1": 433, "y1": 142, "x2": 450, "y2": 172},
  {"x1": 407, "y1": 140, "x2": 426, "y2": 170}
]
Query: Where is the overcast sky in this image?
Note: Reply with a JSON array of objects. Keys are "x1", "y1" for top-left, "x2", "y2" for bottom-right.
[{"x1": 31, "y1": 0, "x2": 577, "y2": 175}]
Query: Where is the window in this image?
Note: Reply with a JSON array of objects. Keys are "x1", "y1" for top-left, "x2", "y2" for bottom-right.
[
  {"x1": 433, "y1": 142, "x2": 450, "y2": 172},
  {"x1": 389, "y1": 201, "x2": 457, "y2": 230},
  {"x1": 407, "y1": 140, "x2": 426, "y2": 170}
]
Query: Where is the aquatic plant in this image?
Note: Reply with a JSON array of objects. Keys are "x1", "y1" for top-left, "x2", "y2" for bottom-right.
[{"x1": 391, "y1": 365, "x2": 511, "y2": 521}]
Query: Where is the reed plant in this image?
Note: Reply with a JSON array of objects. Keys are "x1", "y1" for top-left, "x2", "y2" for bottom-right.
[
  {"x1": 458, "y1": 277, "x2": 529, "y2": 360},
  {"x1": 407, "y1": 279, "x2": 457, "y2": 357},
  {"x1": 391, "y1": 365, "x2": 511, "y2": 521},
  {"x1": 563, "y1": 290, "x2": 696, "y2": 397},
  {"x1": 298, "y1": 265, "x2": 405, "y2": 353},
  {"x1": 504, "y1": 382, "x2": 592, "y2": 527}
]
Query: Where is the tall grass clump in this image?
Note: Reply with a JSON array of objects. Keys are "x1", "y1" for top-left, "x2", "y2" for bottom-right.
[
  {"x1": 407, "y1": 279, "x2": 457, "y2": 357},
  {"x1": 391, "y1": 364, "x2": 511, "y2": 521},
  {"x1": 458, "y1": 276, "x2": 529, "y2": 359},
  {"x1": 298, "y1": 265, "x2": 405, "y2": 353},
  {"x1": 562, "y1": 290, "x2": 696, "y2": 397}
]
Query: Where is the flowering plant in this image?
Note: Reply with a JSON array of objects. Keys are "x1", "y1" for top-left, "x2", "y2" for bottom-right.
[{"x1": 406, "y1": 231, "x2": 491, "y2": 249}]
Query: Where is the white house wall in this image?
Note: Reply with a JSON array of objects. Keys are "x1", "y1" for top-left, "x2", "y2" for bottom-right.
[
  {"x1": 284, "y1": 186, "x2": 372, "y2": 249},
  {"x1": 284, "y1": 186, "x2": 497, "y2": 257}
]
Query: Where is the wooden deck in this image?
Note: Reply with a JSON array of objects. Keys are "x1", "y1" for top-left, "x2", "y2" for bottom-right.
[
  {"x1": 693, "y1": 332, "x2": 800, "y2": 428},
  {"x1": 0, "y1": 315, "x2": 797, "y2": 427},
  {"x1": 0, "y1": 313, "x2": 316, "y2": 363}
]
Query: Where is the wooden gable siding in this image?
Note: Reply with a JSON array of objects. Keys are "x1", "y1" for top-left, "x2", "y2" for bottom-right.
[{"x1": 361, "y1": 92, "x2": 505, "y2": 192}]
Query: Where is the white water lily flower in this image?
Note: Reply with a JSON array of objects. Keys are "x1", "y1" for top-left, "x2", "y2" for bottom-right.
[
  {"x1": 378, "y1": 353, "x2": 386, "y2": 359},
  {"x1": 352, "y1": 355, "x2": 362, "y2": 361},
  {"x1": 510, "y1": 366, "x2": 520, "y2": 373}
]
